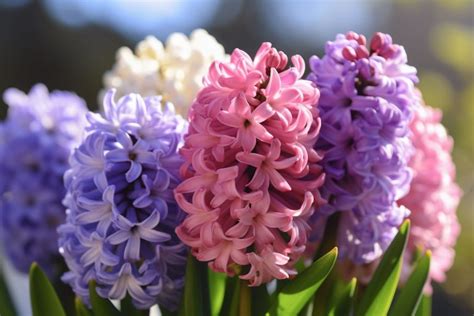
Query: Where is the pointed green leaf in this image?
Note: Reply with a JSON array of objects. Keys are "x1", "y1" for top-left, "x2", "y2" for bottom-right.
[
  {"x1": 415, "y1": 295, "x2": 431, "y2": 316},
  {"x1": 160, "y1": 306, "x2": 177, "y2": 316},
  {"x1": 88, "y1": 280, "x2": 121, "y2": 316},
  {"x1": 229, "y1": 277, "x2": 241, "y2": 316},
  {"x1": 310, "y1": 271, "x2": 334, "y2": 316},
  {"x1": 219, "y1": 276, "x2": 238, "y2": 316},
  {"x1": 0, "y1": 269, "x2": 16, "y2": 316},
  {"x1": 29, "y1": 263, "x2": 66, "y2": 316},
  {"x1": 252, "y1": 284, "x2": 271, "y2": 316},
  {"x1": 389, "y1": 251, "x2": 431, "y2": 316},
  {"x1": 75, "y1": 297, "x2": 92, "y2": 316},
  {"x1": 269, "y1": 247, "x2": 338, "y2": 315},
  {"x1": 121, "y1": 295, "x2": 148, "y2": 315},
  {"x1": 183, "y1": 255, "x2": 210, "y2": 316},
  {"x1": 327, "y1": 278, "x2": 356, "y2": 316},
  {"x1": 356, "y1": 220, "x2": 411, "y2": 316},
  {"x1": 208, "y1": 269, "x2": 226, "y2": 316}
]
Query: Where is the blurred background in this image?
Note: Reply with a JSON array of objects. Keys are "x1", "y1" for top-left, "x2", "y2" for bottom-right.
[{"x1": 0, "y1": 0, "x2": 472, "y2": 314}]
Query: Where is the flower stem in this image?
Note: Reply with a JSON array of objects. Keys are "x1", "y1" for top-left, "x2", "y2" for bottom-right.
[{"x1": 239, "y1": 279, "x2": 251, "y2": 316}]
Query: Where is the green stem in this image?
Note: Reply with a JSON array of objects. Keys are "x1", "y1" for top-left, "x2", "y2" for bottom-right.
[{"x1": 239, "y1": 279, "x2": 251, "y2": 316}]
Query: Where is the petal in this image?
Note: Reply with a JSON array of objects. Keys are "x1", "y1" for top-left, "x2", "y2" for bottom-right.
[
  {"x1": 267, "y1": 168, "x2": 291, "y2": 192},
  {"x1": 239, "y1": 129, "x2": 257, "y2": 152},
  {"x1": 236, "y1": 152, "x2": 265, "y2": 167},
  {"x1": 108, "y1": 275, "x2": 128, "y2": 300},
  {"x1": 217, "y1": 111, "x2": 243, "y2": 128},
  {"x1": 138, "y1": 210, "x2": 160, "y2": 229},
  {"x1": 107, "y1": 230, "x2": 131, "y2": 245},
  {"x1": 250, "y1": 123, "x2": 273, "y2": 142},
  {"x1": 126, "y1": 161, "x2": 142, "y2": 182},
  {"x1": 265, "y1": 68, "x2": 282, "y2": 97},
  {"x1": 252, "y1": 102, "x2": 274, "y2": 123},
  {"x1": 106, "y1": 149, "x2": 129, "y2": 162},
  {"x1": 176, "y1": 175, "x2": 215, "y2": 193},
  {"x1": 139, "y1": 228, "x2": 170, "y2": 243},
  {"x1": 124, "y1": 235, "x2": 141, "y2": 260},
  {"x1": 261, "y1": 212, "x2": 291, "y2": 229}
]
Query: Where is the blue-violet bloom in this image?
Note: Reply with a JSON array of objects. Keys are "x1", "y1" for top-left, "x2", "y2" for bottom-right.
[
  {"x1": 58, "y1": 90, "x2": 188, "y2": 310},
  {"x1": 0, "y1": 84, "x2": 87, "y2": 275}
]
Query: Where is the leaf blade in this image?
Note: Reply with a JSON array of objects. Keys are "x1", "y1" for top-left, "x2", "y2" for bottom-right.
[
  {"x1": 29, "y1": 263, "x2": 66, "y2": 316},
  {"x1": 183, "y1": 255, "x2": 210, "y2": 316},
  {"x1": 208, "y1": 269, "x2": 226, "y2": 316},
  {"x1": 75, "y1": 297, "x2": 92, "y2": 316},
  {"x1": 88, "y1": 280, "x2": 121, "y2": 316},
  {"x1": 414, "y1": 295, "x2": 432, "y2": 316},
  {"x1": 389, "y1": 251, "x2": 431, "y2": 316},
  {"x1": 0, "y1": 269, "x2": 16, "y2": 316},
  {"x1": 327, "y1": 278, "x2": 356, "y2": 316},
  {"x1": 269, "y1": 247, "x2": 338, "y2": 315},
  {"x1": 355, "y1": 220, "x2": 411, "y2": 316}
]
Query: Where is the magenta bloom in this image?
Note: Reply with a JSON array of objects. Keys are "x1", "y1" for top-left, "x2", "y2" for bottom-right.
[
  {"x1": 398, "y1": 99, "x2": 461, "y2": 294},
  {"x1": 175, "y1": 43, "x2": 325, "y2": 286}
]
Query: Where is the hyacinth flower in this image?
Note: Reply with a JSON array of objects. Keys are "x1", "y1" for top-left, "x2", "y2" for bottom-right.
[
  {"x1": 307, "y1": 32, "x2": 419, "y2": 265},
  {"x1": 102, "y1": 29, "x2": 227, "y2": 116},
  {"x1": 0, "y1": 84, "x2": 87, "y2": 275},
  {"x1": 174, "y1": 42, "x2": 325, "y2": 286},
  {"x1": 58, "y1": 90, "x2": 188, "y2": 310},
  {"x1": 398, "y1": 97, "x2": 461, "y2": 294}
]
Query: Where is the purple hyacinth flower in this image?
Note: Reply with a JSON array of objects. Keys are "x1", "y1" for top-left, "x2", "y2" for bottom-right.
[
  {"x1": 58, "y1": 89, "x2": 188, "y2": 310},
  {"x1": 308, "y1": 32, "x2": 418, "y2": 264},
  {"x1": 0, "y1": 84, "x2": 87, "y2": 275}
]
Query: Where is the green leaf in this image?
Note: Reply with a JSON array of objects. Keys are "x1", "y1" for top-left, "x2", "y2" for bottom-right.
[
  {"x1": 327, "y1": 278, "x2": 356, "y2": 316},
  {"x1": 160, "y1": 306, "x2": 177, "y2": 316},
  {"x1": 29, "y1": 263, "x2": 66, "y2": 316},
  {"x1": 74, "y1": 297, "x2": 92, "y2": 316},
  {"x1": 183, "y1": 255, "x2": 210, "y2": 316},
  {"x1": 355, "y1": 220, "x2": 411, "y2": 316},
  {"x1": 414, "y1": 295, "x2": 432, "y2": 316},
  {"x1": 0, "y1": 269, "x2": 16, "y2": 316},
  {"x1": 208, "y1": 269, "x2": 226, "y2": 316},
  {"x1": 229, "y1": 277, "x2": 241, "y2": 316},
  {"x1": 219, "y1": 277, "x2": 238, "y2": 316},
  {"x1": 88, "y1": 280, "x2": 121, "y2": 316},
  {"x1": 268, "y1": 247, "x2": 338, "y2": 316},
  {"x1": 121, "y1": 295, "x2": 148, "y2": 315},
  {"x1": 389, "y1": 251, "x2": 431, "y2": 316},
  {"x1": 252, "y1": 285, "x2": 271, "y2": 316}
]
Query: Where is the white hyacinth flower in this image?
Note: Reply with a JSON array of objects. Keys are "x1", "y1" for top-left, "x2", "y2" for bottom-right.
[{"x1": 102, "y1": 29, "x2": 227, "y2": 117}]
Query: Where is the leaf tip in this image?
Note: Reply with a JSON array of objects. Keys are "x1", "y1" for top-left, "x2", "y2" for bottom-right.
[
  {"x1": 29, "y1": 262, "x2": 39, "y2": 274},
  {"x1": 400, "y1": 219, "x2": 411, "y2": 233}
]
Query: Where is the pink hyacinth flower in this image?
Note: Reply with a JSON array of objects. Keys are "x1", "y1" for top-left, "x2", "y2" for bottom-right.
[
  {"x1": 398, "y1": 97, "x2": 462, "y2": 294},
  {"x1": 175, "y1": 42, "x2": 325, "y2": 286}
]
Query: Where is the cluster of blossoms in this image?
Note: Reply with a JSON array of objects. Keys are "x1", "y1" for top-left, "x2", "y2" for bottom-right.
[
  {"x1": 0, "y1": 30, "x2": 463, "y2": 308},
  {"x1": 175, "y1": 42, "x2": 325, "y2": 286},
  {"x1": 58, "y1": 90, "x2": 188, "y2": 310},
  {"x1": 102, "y1": 29, "x2": 227, "y2": 116},
  {"x1": 0, "y1": 84, "x2": 87, "y2": 275},
  {"x1": 399, "y1": 96, "x2": 461, "y2": 294},
  {"x1": 308, "y1": 32, "x2": 419, "y2": 264}
]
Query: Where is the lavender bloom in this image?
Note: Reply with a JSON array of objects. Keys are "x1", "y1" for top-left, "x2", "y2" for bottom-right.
[
  {"x1": 0, "y1": 84, "x2": 87, "y2": 275},
  {"x1": 308, "y1": 32, "x2": 418, "y2": 264},
  {"x1": 58, "y1": 90, "x2": 187, "y2": 310}
]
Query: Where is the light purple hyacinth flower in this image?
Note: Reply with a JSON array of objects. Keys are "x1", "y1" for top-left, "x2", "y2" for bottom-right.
[
  {"x1": 0, "y1": 84, "x2": 87, "y2": 275},
  {"x1": 58, "y1": 89, "x2": 188, "y2": 310},
  {"x1": 308, "y1": 32, "x2": 418, "y2": 264}
]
